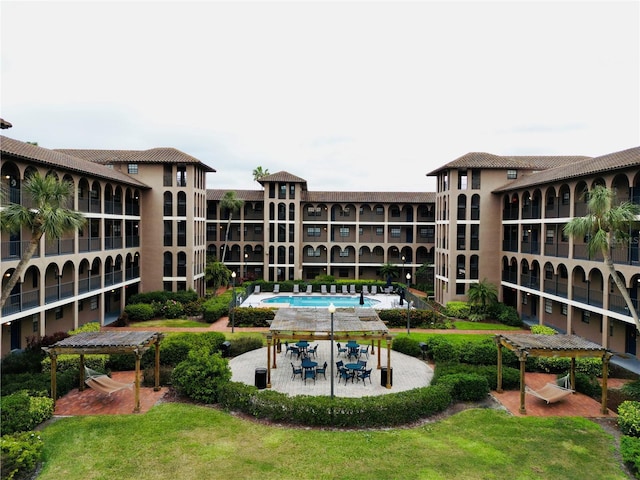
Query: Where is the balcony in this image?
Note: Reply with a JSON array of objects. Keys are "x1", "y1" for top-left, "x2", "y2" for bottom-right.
[
  {"x1": 543, "y1": 278, "x2": 568, "y2": 298},
  {"x1": 572, "y1": 285, "x2": 603, "y2": 308},
  {"x1": 1, "y1": 240, "x2": 40, "y2": 261},
  {"x1": 1, "y1": 289, "x2": 40, "y2": 316},
  {"x1": 45, "y1": 238, "x2": 74, "y2": 256}
]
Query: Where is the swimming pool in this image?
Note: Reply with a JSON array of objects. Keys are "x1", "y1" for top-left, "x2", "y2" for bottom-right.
[{"x1": 261, "y1": 295, "x2": 381, "y2": 308}]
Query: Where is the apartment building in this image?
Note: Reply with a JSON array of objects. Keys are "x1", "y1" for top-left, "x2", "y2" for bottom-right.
[
  {"x1": 428, "y1": 147, "x2": 640, "y2": 355},
  {"x1": 0, "y1": 136, "x2": 214, "y2": 355},
  {"x1": 206, "y1": 171, "x2": 436, "y2": 283}
]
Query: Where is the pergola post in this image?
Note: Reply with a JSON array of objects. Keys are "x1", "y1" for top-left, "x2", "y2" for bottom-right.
[
  {"x1": 518, "y1": 351, "x2": 527, "y2": 415},
  {"x1": 79, "y1": 354, "x2": 86, "y2": 391},
  {"x1": 601, "y1": 353, "x2": 611, "y2": 415},
  {"x1": 134, "y1": 350, "x2": 142, "y2": 413},
  {"x1": 50, "y1": 353, "x2": 57, "y2": 406},
  {"x1": 385, "y1": 335, "x2": 392, "y2": 389},
  {"x1": 266, "y1": 334, "x2": 273, "y2": 388},
  {"x1": 495, "y1": 337, "x2": 503, "y2": 393},
  {"x1": 376, "y1": 339, "x2": 382, "y2": 370},
  {"x1": 154, "y1": 341, "x2": 161, "y2": 391}
]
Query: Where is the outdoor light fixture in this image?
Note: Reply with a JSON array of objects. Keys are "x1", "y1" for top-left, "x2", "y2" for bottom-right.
[
  {"x1": 406, "y1": 273, "x2": 412, "y2": 335},
  {"x1": 329, "y1": 302, "x2": 336, "y2": 399},
  {"x1": 231, "y1": 271, "x2": 237, "y2": 333}
]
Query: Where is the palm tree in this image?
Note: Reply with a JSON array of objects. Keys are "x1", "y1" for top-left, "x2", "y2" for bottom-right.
[
  {"x1": 564, "y1": 185, "x2": 640, "y2": 331},
  {"x1": 379, "y1": 262, "x2": 399, "y2": 287},
  {"x1": 205, "y1": 258, "x2": 231, "y2": 292},
  {"x1": 467, "y1": 279, "x2": 498, "y2": 313},
  {"x1": 220, "y1": 191, "x2": 244, "y2": 263},
  {"x1": 252, "y1": 166, "x2": 270, "y2": 183},
  {"x1": 1, "y1": 173, "x2": 86, "y2": 308}
]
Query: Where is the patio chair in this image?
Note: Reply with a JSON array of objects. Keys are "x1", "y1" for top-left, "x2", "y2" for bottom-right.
[
  {"x1": 362, "y1": 285, "x2": 369, "y2": 294},
  {"x1": 341, "y1": 285, "x2": 348, "y2": 295},
  {"x1": 330, "y1": 285, "x2": 337, "y2": 294},
  {"x1": 335, "y1": 360, "x2": 344, "y2": 376},
  {"x1": 357, "y1": 359, "x2": 367, "y2": 368},
  {"x1": 316, "y1": 362, "x2": 328, "y2": 379},
  {"x1": 336, "y1": 343, "x2": 347, "y2": 357},
  {"x1": 291, "y1": 363, "x2": 303, "y2": 380},
  {"x1": 308, "y1": 344, "x2": 318, "y2": 358},
  {"x1": 304, "y1": 368, "x2": 316, "y2": 384},
  {"x1": 357, "y1": 368, "x2": 373, "y2": 385},
  {"x1": 349, "y1": 285, "x2": 356, "y2": 294},
  {"x1": 273, "y1": 284, "x2": 280, "y2": 294},
  {"x1": 359, "y1": 345, "x2": 369, "y2": 358},
  {"x1": 321, "y1": 284, "x2": 327, "y2": 294},
  {"x1": 339, "y1": 367, "x2": 355, "y2": 385},
  {"x1": 289, "y1": 346, "x2": 300, "y2": 359},
  {"x1": 283, "y1": 341, "x2": 292, "y2": 356},
  {"x1": 293, "y1": 284, "x2": 300, "y2": 294},
  {"x1": 305, "y1": 285, "x2": 313, "y2": 294},
  {"x1": 347, "y1": 346, "x2": 359, "y2": 361},
  {"x1": 254, "y1": 285, "x2": 261, "y2": 294},
  {"x1": 371, "y1": 285, "x2": 378, "y2": 295}
]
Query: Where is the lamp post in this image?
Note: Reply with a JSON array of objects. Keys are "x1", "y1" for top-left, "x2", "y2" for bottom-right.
[
  {"x1": 406, "y1": 273, "x2": 411, "y2": 335},
  {"x1": 244, "y1": 252, "x2": 248, "y2": 279},
  {"x1": 401, "y1": 254, "x2": 406, "y2": 280},
  {"x1": 329, "y1": 302, "x2": 336, "y2": 399},
  {"x1": 231, "y1": 271, "x2": 236, "y2": 333}
]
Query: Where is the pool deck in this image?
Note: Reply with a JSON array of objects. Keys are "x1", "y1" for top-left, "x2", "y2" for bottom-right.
[{"x1": 240, "y1": 291, "x2": 408, "y2": 310}]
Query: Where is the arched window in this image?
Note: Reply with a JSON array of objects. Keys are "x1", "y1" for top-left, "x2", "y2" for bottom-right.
[
  {"x1": 471, "y1": 194, "x2": 480, "y2": 220},
  {"x1": 164, "y1": 192, "x2": 173, "y2": 216},
  {"x1": 163, "y1": 252, "x2": 172, "y2": 276}
]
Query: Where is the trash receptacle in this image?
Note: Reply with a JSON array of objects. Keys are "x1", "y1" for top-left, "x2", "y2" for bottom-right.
[
  {"x1": 255, "y1": 367, "x2": 267, "y2": 389},
  {"x1": 418, "y1": 342, "x2": 427, "y2": 360},
  {"x1": 381, "y1": 367, "x2": 393, "y2": 387},
  {"x1": 221, "y1": 341, "x2": 231, "y2": 357}
]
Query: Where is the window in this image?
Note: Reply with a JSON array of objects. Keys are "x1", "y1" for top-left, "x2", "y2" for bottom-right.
[
  {"x1": 307, "y1": 227, "x2": 321, "y2": 237},
  {"x1": 507, "y1": 169, "x2": 517, "y2": 179},
  {"x1": 340, "y1": 207, "x2": 350, "y2": 216},
  {"x1": 391, "y1": 208, "x2": 400, "y2": 217},
  {"x1": 471, "y1": 169, "x2": 481, "y2": 189},
  {"x1": 289, "y1": 184, "x2": 295, "y2": 199},
  {"x1": 546, "y1": 228, "x2": 555, "y2": 244},
  {"x1": 545, "y1": 299, "x2": 553, "y2": 314},
  {"x1": 90, "y1": 296, "x2": 98, "y2": 310},
  {"x1": 376, "y1": 227, "x2": 384, "y2": 236},
  {"x1": 390, "y1": 227, "x2": 400, "y2": 238},
  {"x1": 339, "y1": 249, "x2": 349, "y2": 257},
  {"x1": 279, "y1": 185, "x2": 287, "y2": 199},
  {"x1": 177, "y1": 166, "x2": 187, "y2": 187},
  {"x1": 339, "y1": 227, "x2": 350, "y2": 237},
  {"x1": 470, "y1": 224, "x2": 479, "y2": 250},
  {"x1": 163, "y1": 164, "x2": 172, "y2": 186},
  {"x1": 307, "y1": 247, "x2": 320, "y2": 257},
  {"x1": 458, "y1": 171, "x2": 468, "y2": 190},
  {"x1": 545, "y1": 264, "x2": 554, "y2": 280},
  {"x1": 562, "y1": 191, "x2": 570, "y2": 205},
  {"x1": 376, "y1": 206, "x2": 384, "y2": 215},
  {"x1": 561, "y1": 303, "x2": 568, "y2": 316},
  {"x1": 582, "y1": 311, "x2": 590, "y2": 324},
  {"x1": 254, "y1": 225, "x2": 263, "y2": 234},
  {"x1": 33, "y1": 315, "x2": 39, "y2": 332},
  {"x1": 55, "y1": 307, "x2": 63, "y2": 320},
  {"x1": 457, "y1": 224, "x2": 466, "y2": 249},
  {"x1": 128, "y1": 164, "x2": 138, "y2": 174}
]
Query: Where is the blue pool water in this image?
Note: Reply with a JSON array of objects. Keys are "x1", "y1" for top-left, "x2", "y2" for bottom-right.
[{"x1": 261, "y1": 295, "x2": 380, "y2": 308}]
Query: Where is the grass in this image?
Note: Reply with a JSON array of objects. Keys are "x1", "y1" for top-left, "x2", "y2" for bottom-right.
[
  {"x1": 38, "y1": 403, "x2": 626, "y2": 480},
  {"x1": 129, "y1": 318, "x2": 209, "y2": 328},
  {"x1": 453, "y1": 320, "x2": 522, "y2": 331}
]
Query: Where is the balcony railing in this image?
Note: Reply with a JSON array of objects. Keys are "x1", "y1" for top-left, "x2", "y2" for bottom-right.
[
  {"x1": 572, "y1": 285, "x2": 603, "y2": 308},
  {"x1": 45, "y1": 238, "x2": 74, "y2": 256},
  {"x1": 1, "y1": 240, "x2": 40, "y2": 260},
  {"x1": 1, "y1": 290, "x2": 40, "y2": 316}
]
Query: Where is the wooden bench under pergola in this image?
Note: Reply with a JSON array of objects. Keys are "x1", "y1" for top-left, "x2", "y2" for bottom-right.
[
  {"x1": 266, "y1": 307, "x2": 392, "y2": 388},
  {"x1": 494, "y1": 333, "x2": 612, "y2": 415},
  {"x1": 43, "y1": 331, "x2": 163, "y2": 413}
]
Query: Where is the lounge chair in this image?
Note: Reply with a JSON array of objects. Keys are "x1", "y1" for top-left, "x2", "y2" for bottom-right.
[
  {"x1": 341, "y1": 285, "x2": 348, "y2": 295},
  {"x1": 330, "y1": 285, "x2": 337, "y2": 294},
  {"x1": 349, "y1": 285, "x2": 356, "y2": 294},
  {"x1": 305, "y1": 284, "x2": 313, "y2": 294},
  {"x1": 293, "y1": 284, "x2": 300, "y2": 294},
  {"x1": 371, "y1": 285, "x2": 378, "y2": 295},
  {"x1": 254, "y1": 285, "x2": 261, "y2": 294},
  {"x1": 362, "y1": 285, "x2": 369, "y2": 294},
  {"x1": 525, "y1": 374, "x2": 574, "y2": 404},
  {"x1": 273, "y1": 284, "x2": 280, "y2": 294},
  {"x1": 321, "y1": 285, "x2": 327, "y2": 294}
]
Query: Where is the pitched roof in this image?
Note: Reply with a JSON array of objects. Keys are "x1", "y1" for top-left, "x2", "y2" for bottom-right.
[
  {"x1": 1, "y1": 135, "x2": 150, "y2": 188},
  {"x1": 0, "y1": 118, "x2": 12, "y2": 129},
  {"x1": 55, "y1": 147, "x2": 216, "y2": 172},
  {"x1": 206, "y1": 188, "x2": 434, "y2": 203},
  {"x1": 427, "y1": 152, "x2": 589, "y2": 176},
  {"x1": 493, "y1": 146, "x2": 640, "y2": 192},
  {"x1": 257, "y1": 171, "x2": 307, "y2": 186},
  {"x1": 207, "y1": 189, "x2": 265, "y2": 202}
]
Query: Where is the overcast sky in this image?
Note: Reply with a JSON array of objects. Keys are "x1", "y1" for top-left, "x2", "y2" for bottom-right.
[{"x1": 2, "y1": 1, "x2": 639, "y2": 192}]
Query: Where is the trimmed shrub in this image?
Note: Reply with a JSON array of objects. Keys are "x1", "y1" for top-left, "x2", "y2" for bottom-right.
[
  {"x1": 142, "y1": 366, "x2": 173, "y2": 387},
  {"x1": 68, "y1": 322, "x2": 101, "y2": 335},
  {"x1": 160, "y1": 300, "x2": 185, "y2": 319},
  {"x1": 42, "y1": 354, "x2": 108, "y2": 374},
  {"x1": 489, "y1": 303, "x2": 523, "y2": 327},
  {"x1": 621, "y1": 435, "x2": 640, "y2": 477},
  {"x1": 433, "y1": 363, "x2": 520, "y2": 391},
  {"x1": 442, "y1": 301, "x2": 470, "y2": 319},
  {"x1": 530, "y1": 325, "x2": 557, "y2": 335},
  {"x1": 618, "y1": 401, "x2": 640, "y2": 437},
  {"x1": 426, "y1": 337, "x2": 460, "y2": 364},
  {"x1": 1, "y1": 431, "x2": 44, "y2": 480},
  {"x1": 435, "y1": 373, "x2": 489, "y2": 401},
  {"x1": 228, "y1": 336, "x2": 264, "y2": 357},
  {"x1": 0, "y1": 350, "x2": 44, "y2": 375},
  {"x1": 392, "y1": 336, "x2": 422, "y2": 357},
  {"x1": 622, "y1": 380, "x2": 640, "y2": 401},
  {"x1": 459, "y1": 338, "x2": 498, "y2": 365},
  {"x1": 536, "y1": 357, "x2": 604, "y2": 378},
  {"x1": 574, "y1": 372, "x2": 602, "y2": 398},
  {"x1": 218, "y1": 381, "x2": 259, "y2": 412},
  {"x1": 171, "y1": 348, "x2": 232, "y2": 404},
  {"x1": 123, "y1": 303, "x2": 155, "y2": 321},
  {"x1": 0, "y1": 391, "x2": 54, "y2": 435},
  {"x1": 231, "y1": 308, "x2": 275, "y2": 327},
  {"x1": 202, "y1": 290, "x2": 233, "y2": 323},
  {"x1": 1, "y1": 369, "x2": 78, "y2": 398}
]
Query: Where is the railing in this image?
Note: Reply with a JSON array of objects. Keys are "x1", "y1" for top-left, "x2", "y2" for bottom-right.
[
  {"x1": 125, "y1": 235, "x2": 140, "y2": 248},
  {"x1": 502, "y1": 240, "x2": 518, "y2": 252},
  {"x1": 1, "y1": 290, "x2": 40, "y2": 316},
  {"x1": 543, "y1": 279, "x2": 568, "y2": 298},
  {"x1": 572, "y1": 285, "x2": 603, "y2": 308},
  {"x1": 45, "y1": 238, "x2": 74, "y2": 256},
  {"x1": 125, "y1": 266, "x2": 140, "y2": 280},
  {"x1": 104, "y1": 236, "x2": 123, "y2": 250},
  {"x1": 502, "y1": 206, "x2": 519, "y2": 220},
  {"x1": 501, "y1": 270, "x2": 518, "y2": 283},
  {"x1": 520, "y1": 274, "x2": 540, "y2": 290},
  {"x1": 1, "y1": 240, "x2": 40, "y2": 260}
]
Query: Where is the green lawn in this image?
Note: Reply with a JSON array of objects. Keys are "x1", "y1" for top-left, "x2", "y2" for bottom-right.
[
  {"x1": 39, "y1": 403, "x2": 626, "y2": 480},
  {"x1": 129, "y1": 319, "x2": 209, "y2": 328}
]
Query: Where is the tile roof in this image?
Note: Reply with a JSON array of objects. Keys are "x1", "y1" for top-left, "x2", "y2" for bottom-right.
[
  {"x1": 493, "y1": 146, "x2": 640, "y2": 192},
  {"x1": 427, "y1": 152, "x2": 589, "y2": 175},
  {"x1": 55, "y1": 147, "x2": 216, "y2": 172},
  {"x1": 0, "y1": 118, "x2": 12, "y2": 129},
  {"x1": 1, "y1": 135, "x2": 150, "y2": 188},
  {"x1": 258, "y1": 171, "x2": 307, "y2": 186},
  {"x1": 207, "y1": 189, "x2": 265, "y2": 201},
  {"x1": 207, "y1": 188, "x2": 434, "y2": 203}
]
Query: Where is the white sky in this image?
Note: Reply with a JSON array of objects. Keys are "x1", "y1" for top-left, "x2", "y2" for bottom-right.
[{"x1": 1, "y1": 0, "x2": 639, "y2": 192}]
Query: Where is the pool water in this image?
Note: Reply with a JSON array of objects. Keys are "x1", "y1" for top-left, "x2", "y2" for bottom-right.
[{"x1": 261, "y1": 295, "x2": 381, "y2": 308}]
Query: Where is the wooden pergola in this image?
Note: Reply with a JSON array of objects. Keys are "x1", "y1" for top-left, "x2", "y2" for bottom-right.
[
  {"x1": 266, "y1": 307, "x2": 393, "y2": 388},
  {"x1": 43, "y1": 331, "x2": 163, "y2": 413},
  {"x1": 495, "y1": 333, "x2": 612, "y2": 415}
]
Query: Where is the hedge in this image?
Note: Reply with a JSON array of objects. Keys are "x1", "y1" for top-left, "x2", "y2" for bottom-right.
[
  {"x1": 1, "y1": 431, "x2": 44, "y2": 480},
  {"x1": 0, "y1": 391, "x2": 54, "y2": 436},
  {"x1": 435, "y1": 373, "x2": 489, "y2": 401},
  {"x1": 619, "y1": 401, "x2": 640, "y2": 437}
]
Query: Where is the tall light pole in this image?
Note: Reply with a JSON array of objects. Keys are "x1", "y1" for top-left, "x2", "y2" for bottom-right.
[
  {"x1": 244, "y1": 252, "x2": 248, "y2": 279},
  {"x1": 329, "y1": 302, "x2": 336, "y2": 399},
  {"x1": 401, "y1": 254, "x2": 406, "y2": 281},
  {"x1": 406, "y1": 273, "x2": 411, "y2": 335},
  {"x1": 231, "y1": 271, "x2": 236, "y2": 333}
]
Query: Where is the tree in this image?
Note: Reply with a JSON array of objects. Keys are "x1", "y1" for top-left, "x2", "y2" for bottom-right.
[
  {"x1": 1, "y1": 173, "x2": 86, "y2": 308},
  {"x1": 467, "y1": 279, "x2": 498, "y2": 314},
  {"x1": 219, "y1": 191, "x2": 244, "y2": 263},
  {"x1": 252, "y1": 166, "x2": 270, "y2": 183},
  {"x1": 564, "y1": 185, "x2": 640, "y2": 331},
  {"x1": 205, "y1": 258, "x2": 231, "y2": 291},
  {"x1": 379, "y1": 262, "x2": 399, "y2": 286}
]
